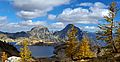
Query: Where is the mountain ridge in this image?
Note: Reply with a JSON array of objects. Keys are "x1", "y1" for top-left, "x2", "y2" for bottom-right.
[{"x1": 0, "y1": 24, "x2": 84, "y2": 45}]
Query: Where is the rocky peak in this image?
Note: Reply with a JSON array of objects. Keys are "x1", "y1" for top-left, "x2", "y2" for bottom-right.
[
  {"x1": 29, "y1": 26, "x2": 50, "y2": 35},
  {"x1": 28, "y1": 26, "x2": 56, "y2": 42},
  {"x1": 53, "y1": 24, "x2": 83, "y2": 41}
]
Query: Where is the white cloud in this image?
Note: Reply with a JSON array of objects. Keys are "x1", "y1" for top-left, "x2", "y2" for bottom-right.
[
  {"x1": 80, "y1": 2, "x2": 93, "y2": 6},
  {"x1": 0, "y1": 16, "x2": 7, "y2": 23},
  {"x1": 48, "y1": 14, "x2": 56, "y2": 20},
  {"x1": 94, "y1": 2, "x2": 107, "y2": 8},
  {"x1": 80, "y1": 2, "x2": 107, "y2": 8},
  {"x1": 49, "y1": 22, "x2": 65, "y2": 29},
  {"x1": 17, "y1": 10, "x2": 46, "y2": 19},
  {"x1": 1, "y1": 23, "x2": 22, "y2": 32},
  {"x1": 19, "y1": 20, "x2": 46, "y2": 26},
  {"x1": 0, "y1": 16, "x2": 7, "y2": 21},
  {"x1": 80, "y1": 26, "x2": 100, "y2": 32},
  {"x1": 0, "y1": 16, "x2": 64, "y2": 32},
  {"x1": 0, "y1": 1, "x2": 110, "y2": 32},
  {"x1": 13, "y1": 0, "x2": 70, "y2": 19},
  {"x1": 13, "y1": 0, "x2": 70, "y2": 11},
  {"x1": 0, "y1": 16, "x2": 8, "y2": 28},
  {"x1": 77, "y1": 21, "x2": 98, "y2": 24},
  {"x1": 0, "y1": 19, "x2": 47, "y2": 33},
  {"x1": 55, "y1": 2, "x2": 109, "y2": 24}
]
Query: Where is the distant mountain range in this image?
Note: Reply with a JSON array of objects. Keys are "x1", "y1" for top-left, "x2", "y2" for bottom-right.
[
  {"x1": 0, "y1": 24, "x2": 99, "y2": 45},
  {"x1": 0, "y1": 31, "x2": 29, "y2": 39}
]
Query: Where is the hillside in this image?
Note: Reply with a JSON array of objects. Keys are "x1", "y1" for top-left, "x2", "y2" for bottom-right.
[{"x1": 0, "y1": 41, "x2": 19, "y2": 60}]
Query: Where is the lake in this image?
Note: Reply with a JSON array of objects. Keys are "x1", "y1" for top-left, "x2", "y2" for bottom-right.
[
  {"x1": 9, "y1": 42, "x2": 54, "y2": 58},
  {"x1": 16, "y1": 46, "x2": 54, "y2": 58}
]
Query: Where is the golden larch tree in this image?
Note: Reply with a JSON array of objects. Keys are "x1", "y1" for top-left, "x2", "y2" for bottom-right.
[
  {"x1": 65, "y1": 24, "x2": 78, "y2": 60},
  {"x1": 20, "y1": 39, "x2": 32, "y2": 62},
  {"x1": 75, "y1": 35, "x2": 95, "y2": 59},
  {"x1": 1, "y1": 52, "x2": 7, "y2": 62}
]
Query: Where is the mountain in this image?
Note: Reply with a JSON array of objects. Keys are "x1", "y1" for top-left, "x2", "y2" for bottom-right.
[
  {"x1": 53, "y1": 24, "x2": 83, "y2": 41},
  {"x1": 28, "y1": 26, "x2": 51, "y2": 40},
  {"x1": 0, "y1": 25, "x2": 65, "y2": 45},
  {"x1": 0, "y1": 24, "x2": 84, "y2": 45},
  {"x1": 0, "y1": 31, "x2": 29, "y2": 39},
  {"x1": 7, "y1": 31, "x2": 29, "y2": 39},
  {"x1": 28, "y1": 26, "x2": 61, "y2": 43}
]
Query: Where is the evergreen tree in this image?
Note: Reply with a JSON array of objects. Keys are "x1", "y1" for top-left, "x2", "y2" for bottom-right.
[
  {"x1": 96, "y1": 2, "x2": 118, "y2": 52},
  {"x1": 115, "y1": 22, "x2": 120, "y2": 42},
  {"x1": 20, "y1": 39, "x2": 32, "y2": 62},
  {"x1": 65, "y1": 24, "x2": 94, "y2": 61},
  {"x1": 65, "y1": 24, "x2": 78, "y2": 60},
  {"x1": 1, "y1": 52, "x2": 7, "y2": 62},
  {"x1": 115, "y1": 22, "x2": 120, "y2": 52},
  {"x1": 75, "y1": 35, "x2": 95, "y2": 59}
]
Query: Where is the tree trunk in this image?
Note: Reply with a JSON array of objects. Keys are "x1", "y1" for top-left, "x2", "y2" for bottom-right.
[{"x1": 112, "y1": 40, "x2": 118, "y2": 53}]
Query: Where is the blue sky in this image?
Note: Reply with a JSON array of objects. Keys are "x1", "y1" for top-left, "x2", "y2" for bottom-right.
[{"x1": 0, "y1": 0, "x2": 120, "y2": 33}]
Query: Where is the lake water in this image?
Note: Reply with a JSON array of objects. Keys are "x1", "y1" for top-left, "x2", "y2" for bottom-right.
[
  {"x1": 15, "y1": 46, "x2": 54, "y2": 58},
  {"x1": 9, "y1": 42, "x2": 54, "y2": 58},
  {"x1": 16, "y1": 46, "x2": 54, "y2": 58}
]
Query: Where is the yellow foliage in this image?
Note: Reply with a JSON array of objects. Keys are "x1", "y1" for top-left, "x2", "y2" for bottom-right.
[
  {"x1": 65, "y1": 24, "x2": 78, "y2": 58},
  {"x1": 75, "y1": 36, "x2": 95, "y2": 59},
  {"x1": 1, "y1": 52, "x2": 7, "y2": 62},
  {"x1": 20, "y1": 39, "x2": 32, "y2": 62},
  {"x1": 65, "y1": 24, "x2": 94, "y2": 60}
]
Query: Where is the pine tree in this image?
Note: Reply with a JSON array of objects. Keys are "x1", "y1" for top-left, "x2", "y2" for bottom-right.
[
  {"x1": 20, "y1": 39, "x2": 32, "y2": 62},
  {"x1": 115, "y1": 22, "x2": 120, "y2": 42},
  {"x1": 65, "y1": 24, "x2": 78, "y2": 60},
  {"x1": 115, "y1": 22, "x2": 120, "y2": 52},
  {"x1": 1, "y1": 52, "x2": 7, "y2": 62},
  {"x1": 96, "y1": 2, "x2": 118, "y2": 52},
  {"x1": 75, "y1": 35, "x2": 95, "y2": 59}
]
